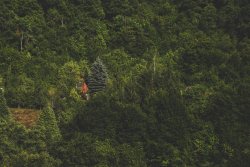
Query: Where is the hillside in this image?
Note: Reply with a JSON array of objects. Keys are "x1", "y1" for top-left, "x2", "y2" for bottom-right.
[{"x1": 0, "y1": 0, "x2": 249, "y2": 166}]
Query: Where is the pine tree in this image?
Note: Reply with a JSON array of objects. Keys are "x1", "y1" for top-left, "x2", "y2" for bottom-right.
[
  {"x1": 38, "y1": 106, "x2": 61, "y2": 144},
  {"x1": 88, "y1": 57, "x2": 108, "y2": 95},
  {"x1": 0, "y1": 89, "x2": 9, "y2": 119}
]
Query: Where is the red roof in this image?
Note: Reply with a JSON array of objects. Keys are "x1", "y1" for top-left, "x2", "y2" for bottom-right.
[{"x1": 82, "y1": 82, "x2": 88, "y2": 93}]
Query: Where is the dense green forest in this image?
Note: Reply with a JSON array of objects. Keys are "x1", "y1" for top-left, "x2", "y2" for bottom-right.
[{"x1": 0, "y1": 0, "x2": 250, "y2": 166}]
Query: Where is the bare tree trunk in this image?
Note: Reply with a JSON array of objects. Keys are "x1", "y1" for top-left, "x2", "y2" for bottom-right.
[
  {"x1": 20, "y1": 31, "x2": 24, "y2": 52},
  {"x1": 153, "y1": 54, "x2": 156, "y2": 76},
  {"x1": 51, "y1": 98, "x2": 54, "y2": 108},
  {"x1": 151, "y1": 53, "x2": 156, "y2": 88},
  {"x1": 61, "y1": 17, "x2": 64, "y2": 27}
]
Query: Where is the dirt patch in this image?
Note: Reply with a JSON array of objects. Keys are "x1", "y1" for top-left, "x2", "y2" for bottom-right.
[{"x1": 10, "y1": 108, "x2": 40, "y2": 128}]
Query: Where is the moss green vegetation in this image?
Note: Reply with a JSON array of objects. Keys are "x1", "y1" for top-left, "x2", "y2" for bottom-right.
[{"x1": 0, "y1": 0, "x2": 249, "y2": 166}]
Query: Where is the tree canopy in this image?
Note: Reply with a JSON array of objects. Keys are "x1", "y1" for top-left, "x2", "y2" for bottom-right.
[{"x1": 0, "y1": 0, "x2": 249, "y2": 166}]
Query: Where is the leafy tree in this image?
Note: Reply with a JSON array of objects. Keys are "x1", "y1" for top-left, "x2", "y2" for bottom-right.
[
  {"x1": 116, "y1": 143, "x2": 147, "y2": 167},
  {"x1": 56, "y1": 132, "x2": 146, "y2": 166},
  {"x1": 58, "y1": 61, "x2": 81, "y2": 96},
  {"x1": 6, "y1": 73, "x2": 35, "y2": 108}
]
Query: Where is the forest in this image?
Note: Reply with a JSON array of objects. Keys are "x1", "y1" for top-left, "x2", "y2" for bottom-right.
[{"x1": 0, "y1": 0, "x2": 249, "y2": 166}]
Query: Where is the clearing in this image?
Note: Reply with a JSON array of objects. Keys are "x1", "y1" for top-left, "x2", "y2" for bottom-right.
[{"x1": 10, "y1": 108, "x2": 40, "y2": 128}]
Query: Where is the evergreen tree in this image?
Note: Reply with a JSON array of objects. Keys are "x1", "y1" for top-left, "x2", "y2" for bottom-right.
[
  {"x1": 0, "y1": 89, "x2": 9, "y2": 119},
  {"x1": 88, "y1": 57, "x2": 108, "y2": 95},
  {"x1": 38, "y1": 106, "x2": 61, "y2": 144}
]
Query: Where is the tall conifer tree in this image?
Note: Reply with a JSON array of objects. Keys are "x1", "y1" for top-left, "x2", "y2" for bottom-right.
[
  {"x1": 0, "y1": 89, "x2": 9, "y2": 119},
  {"x1": 38, "y1": 106, "x2": 61, "y2": 143},
  {"x1": 88, "y1": 57, "x2": 108, "y2": 95}
]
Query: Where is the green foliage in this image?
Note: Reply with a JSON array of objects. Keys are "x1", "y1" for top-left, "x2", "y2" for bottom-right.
[
  {"x1": 58, "y1": 60, "x2": 81, "y2": 96},
  {"x1": 9, "y1": 151, "x2": 60, "y2": 167},
  {"x1": 0, "y1": 89, "x2": 9, "y2": 119},
  {"x1": 7, "y1": 73, "x2": 35, "y2": 107},
  {"x1": 0, "y1": 0, "x2": 249, "y2": 166},
  {"x1": 37, "y1": 106, "x2": 61, "y2": 144},
  {"x1": 0, "y1": 119, "x2": 59, "y2": 166},
  {"x1": 56, "y1": 133, "x2": 146, "y2": 166}
]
